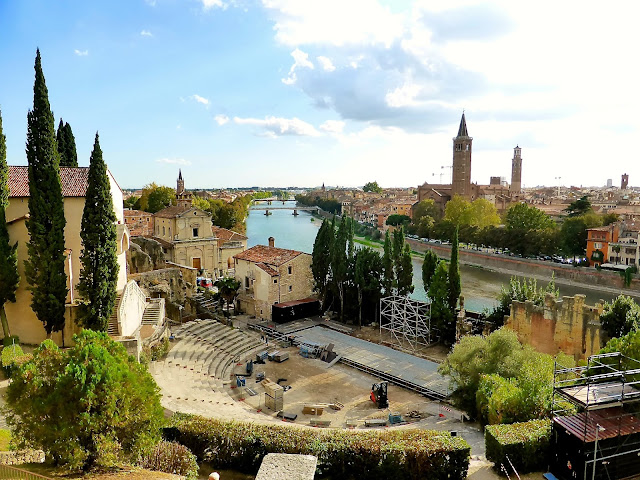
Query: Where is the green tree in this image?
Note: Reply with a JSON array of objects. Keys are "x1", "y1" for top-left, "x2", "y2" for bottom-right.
[
  {"x1": 311, "y1": 219, "x2": 334, "y2": 307},
  {"x1": 215, "y1": 277, "x2": 241, "y2": 312},
  {"x1": 602, "y1": 212, "x2": 620, "y2": 226},
  {"x1": 600, "y1": 329, "x2": 640, "y2": 368},
  {"x1": 77, "y1": 134, "x2": 119, "y2": 331},
  {"x1": 448, "y1": 227, "x2": 461, "y2": 313},
  {"x1": 24, "y1": 49, "x2": 68, "y2": 336},
  {"x1": 138, "y1": 183, "x2": 175, "y2": 213},
  {"x1": 330, "y1": 216, "x2": 349, "y2": 321},
  {"x1": 386, "y1": 214, "x2": 411, "y2": 226},
  {"x1": 0, "y1": 110, "x2": 20, "y2": 339},
  {"x1": 381, "y1": 230, "x2": 394, "y2": 296},
  {"x1": 5, "y1": 331, "x2": 163, "y2": 470},
  {"x1": 123, "y1": 196, "x2": 139, "y2": 210},
  {"x1": 397, "y1": 244, "x2": 414, "y2": 296},
  {"x1": 560, "y1": 213, "x2": 601, "y2": 259},
  {"x1": 600, "y1": 295, "x2": 640, "y2": 339},
  {"x1": 505, "y1": 203, "x2": 555, "y2": 231},
  {"x1": 56, "y1": 119, "x2": 78, "y2": 167},
  {"x1": 363, "y1": 181, "x2": 383, "y2": 193},
  {"x1": 412, "y1": 199, "x2": 440, "y2": 223},
  {"x1": 470, "y1": 198, "x2": 501, "y2": 228},
  {"x1": 564, "y1": 195, "x2": 592, "y2": 217},
  {"x1": 428, "y1": 261, "x2": 453, "y2": 343},
  {"x1": 444, "y1": 195, "x2": 472, "y2": 226},
  {"x1": 354, "y1": 247, "x2": 383, "y2": 327},
  {"x1": 422, "y1": 250, "x2": 439, "y2": 291}
]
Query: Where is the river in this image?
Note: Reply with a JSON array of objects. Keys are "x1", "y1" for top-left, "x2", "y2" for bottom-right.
[{"x1": 246, "y1": 202, "x2": 626, "y2": 312}]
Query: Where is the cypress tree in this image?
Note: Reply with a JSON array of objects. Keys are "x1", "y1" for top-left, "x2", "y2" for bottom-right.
[
  {"x1": 77, "y1": 133, "x2": 119, "y2": 331},
  {"x1": 24, "y1": 49, "x2": 68, "y2": 336},
  {"x1": 0, "y1": 109, "x2": 20, "y2": 339},
  {"x1": 330, "y1": 216, "x2": 349, "y2": 322},
  {"x1": 422, "y1": 249, "x2": 439, "y2": 291},
  {"x1": 56, "y1": 119, "x2": 78, "y2": 167},
  {"x1": 63, "y1": 122, "x2": 78, "y2": 167},
  {"x1": 428, "y1": 261, "x2": 454, "y2": 344},
  {"x1": 311, "y1": 219, "x2": 334, "y2": 308},
  {"x1": 381, "y1": 230, "x2": 394, "y2": 296},
  {"x1": 397, "y1": 243, "x2": 414, "y2": 296},
  {"x1": 448, "y1": 227, "x2": 461, "y2": 312}
]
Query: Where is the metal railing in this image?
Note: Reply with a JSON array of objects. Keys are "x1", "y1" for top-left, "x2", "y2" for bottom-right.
[{"x1": 0, "y1": 464, "x2": 53, "y2": 479}]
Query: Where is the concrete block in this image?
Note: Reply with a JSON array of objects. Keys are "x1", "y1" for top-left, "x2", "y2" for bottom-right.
[{"x1": 256, "y1": 453, "x2": 317, "y2": 480}]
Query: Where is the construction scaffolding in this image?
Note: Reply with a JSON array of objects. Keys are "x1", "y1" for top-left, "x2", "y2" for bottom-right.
[
  {"x1": 379, "y1": 296, "x2": 435, "y2": 352},
  {"x1": 551, "y1": 352, "x2": 640, "y2": 480}
]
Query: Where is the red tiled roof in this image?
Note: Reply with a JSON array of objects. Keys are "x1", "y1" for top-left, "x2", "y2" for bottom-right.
[
  {"x1": 8, "y1": 166, "x2": 90, "y2": 197},
  {"x1": 153, "y1": 205, "x2": 192, "y2": 218},
  {"x1": 124, "y1": 210, "x2": 152, "y2": 217},
  {"x1": 256, "y1": 263, "x2": 279, "y2": 276},
  {"x1": 234, "y1": 245, "x2": 306, "y2": 266},
  {"x1": 212, "y1": 226, "x2": 247, "y2": 242}
]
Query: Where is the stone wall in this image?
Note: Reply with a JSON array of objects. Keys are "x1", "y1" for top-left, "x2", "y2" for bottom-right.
[
  {"x1": 505, "y1": 293, "x2": 604, "y2": 361},
  {"x1": 0, "y1": 449, "x2": 45, "y2": 465},
  {"x1": 129, "y1": 267, "x2": 196, "y2": 322},
  {"x1": 131, "y1": 237, "x2": 166, "y2": 270}
]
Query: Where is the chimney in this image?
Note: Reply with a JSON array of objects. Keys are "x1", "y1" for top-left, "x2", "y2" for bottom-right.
[{"x1": 268, "y1": 237, "x2": 275, "y2": 248}]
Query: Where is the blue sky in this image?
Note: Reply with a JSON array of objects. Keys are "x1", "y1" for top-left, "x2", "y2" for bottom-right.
[{"x1": 1, "y1": 0, "x2": 639, "y2": 190}]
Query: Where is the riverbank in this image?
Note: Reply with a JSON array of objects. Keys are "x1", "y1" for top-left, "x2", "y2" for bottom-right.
[{"x1": 406, "y1": 239, "x2": 640, "y2": 300}]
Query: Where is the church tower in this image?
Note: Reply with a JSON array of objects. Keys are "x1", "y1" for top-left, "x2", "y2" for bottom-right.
[
  {"x1": 451, "y1": 113, "x2": 472, "y2": 199},
  {"x1": 176, "y1": 169, "x2": 192, "y2": 208},
  {"x1": 510, "y1": 145, "x2": 522, "y2": 193}
]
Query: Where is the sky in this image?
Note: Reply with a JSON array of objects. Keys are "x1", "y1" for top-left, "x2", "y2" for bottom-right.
[{"x1": 1, "y1": 0, "x2": 639, "y2": 190}]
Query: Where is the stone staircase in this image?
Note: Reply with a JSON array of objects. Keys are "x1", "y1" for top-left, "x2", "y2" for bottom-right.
[
  {"x1": 193, "y1": 292, "x2": 218, "y2": 312},
  {"x1": 150, "y1": 319, "x2": 266, "y2": 420},
  {"x1": 107, "y1": 293, "x2": 123, "y2": 336},
  {"x1": 142, "y1": 299, "x2": 164, "y2": 325}
]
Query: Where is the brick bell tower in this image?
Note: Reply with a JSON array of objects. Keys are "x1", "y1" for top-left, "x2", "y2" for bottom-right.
[
  {"x1": 510, "y1": 145, "x2": 522, "y2": 193},
  {"x1": 176, "y1": 169, "x2": 192, "y2": 208},
  {"x1": 451, "y1": 112, "x2": 473, "y2": 199}
]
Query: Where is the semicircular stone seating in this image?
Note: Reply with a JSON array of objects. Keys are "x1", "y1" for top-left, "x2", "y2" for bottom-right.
[{"x1": 150, "y1": 319, "x2": 266, "y2": 420}]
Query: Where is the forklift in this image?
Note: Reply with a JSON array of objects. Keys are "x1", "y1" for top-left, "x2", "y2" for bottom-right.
[{"x1": 370, "y1": 382, "x2": 389, "y2": 409}]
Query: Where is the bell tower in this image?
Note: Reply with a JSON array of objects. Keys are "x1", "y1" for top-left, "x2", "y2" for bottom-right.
[
  {"x1": 510, "y1": 145, "x2": 522, "y2": 193},
  {"x1": 176, "y1": 169, "x2": 192, "y2": 208},
  {"x1": 451, "y1": 113, "x2": 472, "y2": 199}
]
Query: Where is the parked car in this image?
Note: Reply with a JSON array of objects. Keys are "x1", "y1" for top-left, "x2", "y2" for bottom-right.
[{"x1": 197, "y1": 277, "x2": 214, "y2": 289}]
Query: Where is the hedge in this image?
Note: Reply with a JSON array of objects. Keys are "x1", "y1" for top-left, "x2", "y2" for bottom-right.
[
  {"x1": 485, "y1": 419, "x2": 551, "y2": 474},
  {"x1": 137, "y1": 440, "x2": 198, "y2": 479},
  {"x1": 165, "y1": 414, "x2": 471, "y2": 480}
]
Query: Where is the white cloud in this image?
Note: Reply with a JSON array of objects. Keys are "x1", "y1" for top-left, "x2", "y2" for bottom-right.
[
  {"x1": 155, "y1": 158, "x2": 192, "y2": 166},
  {"x1": 317, "y1": 56, "x2": 335, "y2": 72},
  {"x1": 320, "y1": 120, "x2": 345, "y2": 134},
  {"x1": 140, "y1": 30, "x2": 153, "y2": 37},
  {"x1": 215, "y1": 114, "x2": 229, "y2": 125},
  {"x1": 234, "y1": 115, "x2": 321, "y2": 137},
  {"x1": 74, "y1": 49, "x2": 88, "y2": 56},
  {"x1": 282, "y1": 48, "x2": 314, "y2": 85},
  {"x1": 191, "y1": 94, "x2": 210, "y2": 106},
  {"x1": 202, "y1": 0, "x2": 226, "y2": 9},
  {"x1": 262, "y1": 0, "x2": 404, "y2": 47},
  {"x1": 385, "y1": 83, "x2": 423, "y2": 108}
]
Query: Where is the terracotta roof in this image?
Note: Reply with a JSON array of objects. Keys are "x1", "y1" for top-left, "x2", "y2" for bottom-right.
[
  {"x1": 8, "y1": 166, "x2": 90, "y2": 197},
  {"x1": 153, "y1": 205, "x2": 191, "y2": 218},
  {"x1": 256, "y1": 263, "x2": 279, "y2": 276},
  {"x1": 234, "y1": 245, "x2": 306, "y2": 266},
  {"x1": 212, "y1": 226, "x2": 248, "y2": 242},
  {"x1": 124, "y1": 210, "x2": 152, "y2": 217}
]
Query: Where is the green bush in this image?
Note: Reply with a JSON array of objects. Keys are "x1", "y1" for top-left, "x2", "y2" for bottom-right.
[
  {"x1": 1, "y1": 344, "x2": 31, "y2": 377},
  {"x1": 137, "y1": 441, "x2": 198, "y2": 479},
  {"x1": 5, "y1": 330, "x2": 164, "y2": 471},
  {"x1": 485, "y1": 419, "x2": 551, "y2": 474},
  {"x1": 164, "y1": 414, "x2": 470, "y2": 480}
]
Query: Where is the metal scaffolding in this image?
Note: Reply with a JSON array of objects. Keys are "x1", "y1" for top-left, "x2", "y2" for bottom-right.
[{"x1": 379, "y1": 295, "x2": 435, "y2": 351}]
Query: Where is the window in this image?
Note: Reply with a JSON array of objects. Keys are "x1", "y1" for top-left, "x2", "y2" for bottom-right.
[
  {"x1": 163, "y1": 226, "x2": 165, "y2": 236},
  {"x1": 593, "y1": 242, "x2": 602, "y2": 249},
  {"x1": 288, "y1": 266, "x2": 292, "y2": 275},
  {"x1": 193, "y1": 228, "x2": 199, "y2": 238},
  {"x1": 245, "y1": 277, "x2": 250, "y2": 288},
  {"x1": 289, "y1": 285, "x2": 292, "y2": 292},
  {"x1": 273, "y1": 279, "x2": 278, "y2": 284}
]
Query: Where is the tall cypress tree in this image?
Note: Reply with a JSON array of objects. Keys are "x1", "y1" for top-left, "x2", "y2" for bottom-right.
[
  {"x1": 56, "y1": 119, "x2": 78, "y2": 167},
  {"x1": 311, "y1": 219, "x2": 333, "y2": 308},
  {"x1": 397, "y1": 243, "x2": 414, "y2": 296},
  {"x1": 77, "y1": 133, "x2": 119, "y2": 331},
  {"x1": 448, "y1": 227, "x2": 461, "y2": 312},
  {"x1": 381, "y1": 230, "x2": 394, "y2": 296},
  {"x1": 24, "y1": 49, "x2": 68, "y2": 336},
  {"x1": 330, "y1": 216, "x2": 349, "y2": 322},
  {"x1": 0, "y1": 109, "x2": 20, "y2": 339}
]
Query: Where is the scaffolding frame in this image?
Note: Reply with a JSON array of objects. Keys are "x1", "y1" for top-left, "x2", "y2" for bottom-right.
[
  {"x1": 379, "y1": 296, "x2": 435, "y2": 352},
  {"x1": 551, "y1": 352, "x2": 640, "y2": 480}
]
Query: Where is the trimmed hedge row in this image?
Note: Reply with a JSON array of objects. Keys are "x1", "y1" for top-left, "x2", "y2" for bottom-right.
[
  {"x1": 485, "y1": 419, "x2": 551, "y2": 474},
  {"x1": 165, "y1": 414, "x2": 471, "y2": 480}
]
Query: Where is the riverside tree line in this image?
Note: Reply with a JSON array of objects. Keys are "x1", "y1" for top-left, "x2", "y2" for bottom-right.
[{"x1": 311, "y1": 216, "x2": 462, "y2": 344}]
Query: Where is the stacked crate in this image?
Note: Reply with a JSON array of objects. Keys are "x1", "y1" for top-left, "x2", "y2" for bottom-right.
[{"x1": 261, "y1": 379, "x2": 284, "y2": 411}]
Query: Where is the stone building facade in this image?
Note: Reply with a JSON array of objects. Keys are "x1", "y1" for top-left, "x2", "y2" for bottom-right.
[
  {"x1": 505, "y1": 293, "x2": 603, "y2": 361},
  {"x1": 233, "y1": 238, "x2": 313, "y2": 320},
  {"x1": 124, "y1": 209, "x2": 154, "y2": 236}
]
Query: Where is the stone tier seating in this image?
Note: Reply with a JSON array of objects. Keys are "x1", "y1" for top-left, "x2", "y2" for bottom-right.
[{"x1": 150, "y1": 319, "x2": 265, "y2": 420}]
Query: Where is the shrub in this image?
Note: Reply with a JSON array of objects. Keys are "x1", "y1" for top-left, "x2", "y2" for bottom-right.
[
  {"x1": 1, "y1": 344, "x2": 31, "y2": 377},
  {"x1": 485, "y1": 419, "x2": 551, "y2": 474},
  {"x1": 137, "y1": 441, "x2": 198, "y2": 479},
  {"x1": 165, "y1": 414, "x2": 471, "y2": 480},
  {"x1": 5, "y1": 330, "x2": 164, "y2": 471}
]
